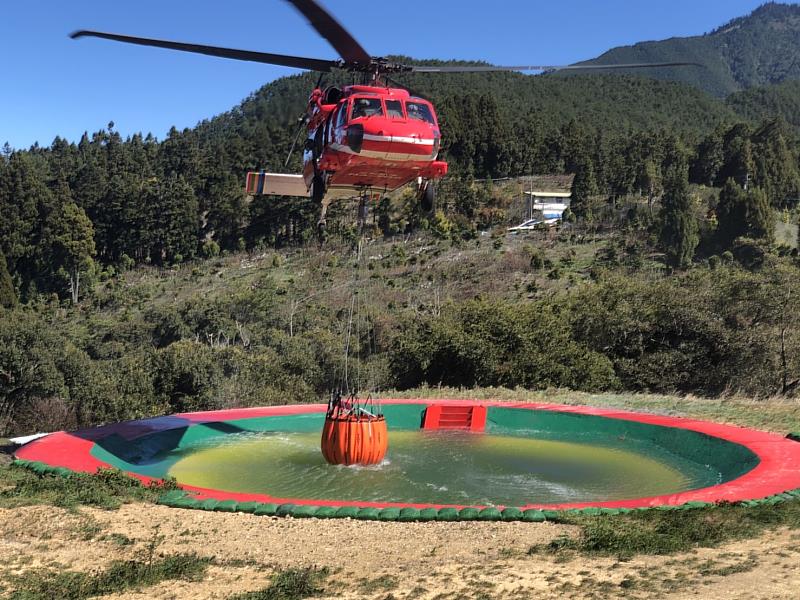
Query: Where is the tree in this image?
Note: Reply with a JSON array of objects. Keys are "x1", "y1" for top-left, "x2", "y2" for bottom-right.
[
  {"x1": 0, "y1": 250, "x2": 16, "y2": 309},
  {"x1": 746, "y1": 186, "x2": 775, "y2": 243},
  {"x1": 719, "y1": 123, "x2": 754, "y2": 187},
  {"x1": 0, "y1": 313, "x2": 66, "y2": 433},
  {"x1": 639, "y1": 158, "x2": 663, "y2": 216},
  {"x1": 751, "y1": 119, "x2": 800, "y2": 209},
  {"x1": 143, "y1": 174, "x2": 199, "y2": 264},
  {"x1": 692, "y1": 126, "x2": 725, "y2": 186},
  {"x1": 49, "y1": 177, "x2": 96, "y2": 303},
  {"x1": 570, "y1": 156, "x2": 600, "y2": 221},
  {"x1": 56, "y1": 201, "x2": 96, "y2": 304},
  {"x1": 0, "y1": 153, "x2": 52, "y2": 290},
  {"x1": 659, "y1": 165, "x2": 698, "y2": 268},
  {"x1": 716, "y1": 179, "x2": 774, "y2": 248}
]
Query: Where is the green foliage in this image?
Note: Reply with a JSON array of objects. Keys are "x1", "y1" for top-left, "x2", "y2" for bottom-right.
[
  {"x1": 718, "y1": 123, "x2": 754, "y2": 188},
  {"x1": 582, "y1": 3, "x2": 800, "y2": 98},
  {"x1": 744, "y1": 187, "x2": 775, "y2": 243},
  {"x1": 570, "y1": 156, "x2": 600, "y2": 221},
  {"x1": 691, "y1": 126, "x2": 725, "y2": 186},
  {"x1": 201, "y1": 239, "x2": 220, "y2": 258},
  {"x1": 548, "y1": 500, "x2": 800, "y2": 558},
  {"x1": 389, "y1": 298, "x2": 618, "y2": 391},
  {"x1": 154, "y1": 340, "x2": 222, "y2": 413},
  {"x1": 569, "y1": 268, "x2": 781, "y2": 396},
  {"x1": 0, "y1": 312, "x2": 66, "y2": 432},
  {"x1": 0, "y1": 464, "x2": 172, "y2": 509},
  {"x1": 729, "y1": 79, "x2": 800, "y2": 132},
  {"x1": 716, "y1": 180, "x2": 775, "y2": 248},
  {"x1": 227, "y1": 567, "x2": 328, "y2": 600},
  {"x1": 750, "y1": 118, "x2": 800, "y2": 208},
  {"x1": 659, "y1": 166, "x2": 698, "y2": 268},
  {"x1": 9, "y1": 553, "x2": 210, "y2": 599},
  {"x1": 0, "y1": 250, "x2": 16, "y2": 309}
]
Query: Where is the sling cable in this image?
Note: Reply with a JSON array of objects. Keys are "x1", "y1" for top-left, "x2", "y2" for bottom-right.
[{"x1": 320, "y1": 195, "x2": 388, "y2": 466}]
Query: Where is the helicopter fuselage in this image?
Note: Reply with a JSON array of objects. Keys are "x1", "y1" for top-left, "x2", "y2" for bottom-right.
[{"x1": 302, "y1": 85, "x2": 448, "y2": 201}]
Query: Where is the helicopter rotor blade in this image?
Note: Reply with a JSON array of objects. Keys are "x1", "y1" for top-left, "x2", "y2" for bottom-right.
[
  {"x1": 70, "y1": 30, "x2": 340, "y2": 72},
  {"x1": 285, "y1": 0, "x2": 371, "y2": 64},
  {"x1": 409, "y1": 61, "x2": 702, "y2": 73}
]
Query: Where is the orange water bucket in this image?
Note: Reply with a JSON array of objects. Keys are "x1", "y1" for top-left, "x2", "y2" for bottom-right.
[{"x1": 321, "y1": 414, "x2": 388, "y2": 466}]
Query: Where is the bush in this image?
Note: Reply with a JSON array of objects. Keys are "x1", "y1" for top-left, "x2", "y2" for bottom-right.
[
  {"x1": 201, "y1": 240, "x2": 220, "y2": 258},
  {"x1": 0, "y1": 312, "x2": 66, "y2": 435},
  {"x1": 529, "y1": 250, "x2": 545, "y2": 270},
  {"x1": 154, "y1": 341, "x2": 223, "y2": 413},
  {"x1": 568, "y1": 269, "x2": 776, "y2": 395},
  {"x1": 389, "y1": 299, "x2": 618, "y2": 391}
]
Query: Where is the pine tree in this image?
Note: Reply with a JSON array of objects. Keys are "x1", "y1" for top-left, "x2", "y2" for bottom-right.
[
  {"x1": 145, "y1": 174, "x2": 199, "y2": 264},
  {"x1": 692, "y1": 126, "x2": 725, "y2": 186},
  {"x1": 659, "y1": 166, "x2": 698, "y2": 268},
  {"x1": 716, "y1": 179, "x2": 774, "y2": 248},
  {"x1": 0, "y1": 250, "x2": 16, "y2": 309},
  {"x1": 751, "y1": 119, "x2": 800, "y2": 209},
  {"x1": 716, "y1": 179, "x2": 748, "y2": 248},
  {"x1": 747, "y1": 186, "x2": 775, "y2": 244},
  {"x1": 570, "y1": 156, "x2": 600, "y2": 221},
  {"x1": 638, "y1": 159, "x2": 663, "y2": 216},
  {"x1": 719, "y1": 124, "x2": 754, "y2": 187},
  {"x1": 50, "y1": 178, "x2": 96, "y2": 304}
]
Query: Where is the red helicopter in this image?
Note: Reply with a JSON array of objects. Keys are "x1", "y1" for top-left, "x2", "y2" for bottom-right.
[{"x1": 71, "y1": 0, "x2": 696, "y2": 239}]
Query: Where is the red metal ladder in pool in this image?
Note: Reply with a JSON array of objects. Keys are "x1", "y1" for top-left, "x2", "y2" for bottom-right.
[{"x1": 422, "y1": 404, "x2": 487, "y2": 432}]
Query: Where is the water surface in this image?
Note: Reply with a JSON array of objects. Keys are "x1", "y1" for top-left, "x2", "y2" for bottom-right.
[{"x1": 167, "y1": 430, "x2": 719, "y2": 505}]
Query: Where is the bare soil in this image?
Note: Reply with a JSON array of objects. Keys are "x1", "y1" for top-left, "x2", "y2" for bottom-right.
[{"x1": 1, "y1": 503, "x2": 799, "y2": 599}]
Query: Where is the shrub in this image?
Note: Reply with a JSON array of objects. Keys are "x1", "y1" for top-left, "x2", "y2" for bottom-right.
[{"x1": 389, "y1": 299, "x2": 618, "y2": 391}]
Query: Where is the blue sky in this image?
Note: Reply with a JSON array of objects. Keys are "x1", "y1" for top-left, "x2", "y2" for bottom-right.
[{"x1": 1, "y1": 0, "x2": 775, "y2": 149}]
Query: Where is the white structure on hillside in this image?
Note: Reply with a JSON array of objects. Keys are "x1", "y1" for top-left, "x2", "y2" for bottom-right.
[{"x1": 508, "y1": 190, "x2": 571, "y2": 232}]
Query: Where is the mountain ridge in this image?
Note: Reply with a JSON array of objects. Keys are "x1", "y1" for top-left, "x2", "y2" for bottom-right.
[{"x1": 582, "y1": 2, "x2": 800, "y2": 97}]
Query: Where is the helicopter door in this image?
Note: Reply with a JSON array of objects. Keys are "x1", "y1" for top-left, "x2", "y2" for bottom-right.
[{"x1": 332, "y1": 100, "x2": 349, "y2": 146}]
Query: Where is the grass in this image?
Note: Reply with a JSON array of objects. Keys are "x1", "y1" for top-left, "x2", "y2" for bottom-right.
[
  {"x1": 0, "y1": 462, "x2": 177, "y2": 510},
  {"x1": 357, "y1": 574, "x2": 399, "y2": 593},
  {"x1": 227, "y1": 567, "x2": 329, "y2": 600},
  {"x1": 529, "y1": 500, "x2": 800, "y2": 558},
  {"x1": 8, "y1": 553, "x2": 211, "y2": 600}
]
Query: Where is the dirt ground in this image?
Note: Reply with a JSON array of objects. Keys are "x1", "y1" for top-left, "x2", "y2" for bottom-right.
[{"x1": 1, "y1": 503, "x2": 800, "y2": 599}]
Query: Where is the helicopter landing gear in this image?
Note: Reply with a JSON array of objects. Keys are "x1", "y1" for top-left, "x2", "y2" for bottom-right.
[
  {"x1": 311, "y1": 173, "x2": 325, "y2": 204},
  {"x1": 419, "y1": 180, "x2": 435, "y2": 213},
  {"x1": 312, "y1": 173, "x2": 329, "y2": 245}
]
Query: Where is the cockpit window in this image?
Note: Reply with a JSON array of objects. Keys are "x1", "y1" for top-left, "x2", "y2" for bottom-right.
[
  {"x1": 351, "y1": 97, "x2": 383, "y2": 119},
  {"x1": 386, "y1": 99, "x2": 404, "y2": 118},
  {"x1": 406, "y1": 101, "x2": 435, "y2": 124}
]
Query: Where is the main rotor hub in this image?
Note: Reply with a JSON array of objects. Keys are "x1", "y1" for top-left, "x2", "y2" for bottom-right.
[{"x1": 341, "y1": 58, "x2": 413, "y2": 74}]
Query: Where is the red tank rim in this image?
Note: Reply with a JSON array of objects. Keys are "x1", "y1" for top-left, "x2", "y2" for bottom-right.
[{"x1": 14, "y1": 399, "x2": 800, "y2": 510}]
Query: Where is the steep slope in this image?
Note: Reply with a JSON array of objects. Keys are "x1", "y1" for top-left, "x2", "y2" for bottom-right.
[
  {"x1": 727, "y1": 79, "x2": 800, "y2": 130},
  {"x1": 195, "y1": 68, "x2": 737, "y2": 151},
  {"x1": 582, "y1": 2, "x2": 800, "y2": 97}
]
